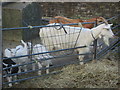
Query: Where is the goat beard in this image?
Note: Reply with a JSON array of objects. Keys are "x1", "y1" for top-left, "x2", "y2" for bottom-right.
[{"x1": 103, "y1": 36, "x2": 110, "y2": 46}]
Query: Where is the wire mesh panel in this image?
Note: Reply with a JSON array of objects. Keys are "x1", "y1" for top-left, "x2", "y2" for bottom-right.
[{"x1": 39, "y1": 24, "x2": 93, "y2": 57}]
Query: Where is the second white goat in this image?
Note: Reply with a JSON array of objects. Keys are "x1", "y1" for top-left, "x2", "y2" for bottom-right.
[{"x1": 32, "y1": 44, "x2": 53, "y2": 75}]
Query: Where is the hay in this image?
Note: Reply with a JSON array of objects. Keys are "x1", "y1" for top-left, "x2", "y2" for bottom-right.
[{"x1": 10, "y1": 57, "x2": 119, "y2": 88}]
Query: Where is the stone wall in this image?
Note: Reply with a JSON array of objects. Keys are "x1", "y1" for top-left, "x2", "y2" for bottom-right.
[{"x1": 39, "y1": 2, "x2": 120, "y2": 19}]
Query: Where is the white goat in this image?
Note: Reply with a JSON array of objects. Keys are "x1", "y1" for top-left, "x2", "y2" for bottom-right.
[
  {"x1": 39, "y1": 21, "x2": 114, "y2": 65},
  {"x1": 4, "y1": 48, "x2": 16, "y2": 58},
  {"x1": 32, "y1": 44, "x2": 53, "y2": 74},
  {"x1": 15, "y1": 40, "x2": 30, "y2": 72},
  {"x1": 4, "y1": 40, "x2": 30, "y2": 72}
]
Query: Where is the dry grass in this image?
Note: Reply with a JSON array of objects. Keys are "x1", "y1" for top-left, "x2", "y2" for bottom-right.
[{"x1": 10, "y1": 56, "x2": 119, "y2": 88}]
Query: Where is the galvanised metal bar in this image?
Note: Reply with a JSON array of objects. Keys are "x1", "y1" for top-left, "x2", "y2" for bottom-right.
[
  {"x1": 1, "y1": 14, "x2": 120, "y2": 31},
  {"x1": 2, "y1": 45, "x2": 87, "y2": 60},
  {"x1": 96, "y1": 40, "x2": 120, "y2": 60},
  {"x1": 106, "y1": 14, "x2": 120, "y2": 21},
  {"x1": 3, "y1": 54, "x2": 93, "y2": 78},
  {"x1": 3, "y1": 70, "x2": 62, "y2": 85},
  {"x1": 3, "y1": 58, "x2": 92, "y2": 85},
  {"x1": 112, "y1": 24, "x2": 120, "y2": 30},
  {"x1": 1, "y1": 22, "x2": 95, "y2": 31},
  {"x1": 97, "y1": 38, "x2": 120, "y2": 58},
  {"x1": 3, "y1": 52, "x2": 93, "y2": 71}
]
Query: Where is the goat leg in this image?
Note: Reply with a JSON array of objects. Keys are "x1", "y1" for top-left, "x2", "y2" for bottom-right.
[
  {"x1": 46, "y1": 64, "x2": 50, "y2": 74},
  {"x1": 32, "y1": 63, "x2": 36, "y2": 70},
  {"x1": 78, "y1": 55, "x2": 84, "y2": 65},
  {"x1": 37, "y1": 62, "x2": 42, "y2": 75},
  {"x1": 24, "y1": 65, "x2": 27, "y2": 72},
  {"x1": 14, "y1": 75, "x2": 18, "y2": 84},
  {"x1": 6, "y1": 76, "x2": 12, "y2": 87}
]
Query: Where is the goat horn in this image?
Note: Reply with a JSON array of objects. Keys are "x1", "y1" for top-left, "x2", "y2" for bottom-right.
[{"x1": 98, "y1": 17, "x2": 108, "y2": 25}]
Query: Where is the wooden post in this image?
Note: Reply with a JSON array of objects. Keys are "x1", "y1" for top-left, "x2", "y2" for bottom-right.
[{"x1": 0, "y1": 2, "x2": 2, "y2": 89}]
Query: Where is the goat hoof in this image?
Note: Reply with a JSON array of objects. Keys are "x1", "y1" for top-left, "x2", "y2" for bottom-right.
[
  {"x1": 79, "y1": 62, "x2": 84, "y2": 65},
  {"x1": 38, "y1": 71, "x2": 41, "y2": 75},
  {"x1": 49, "y1": 64, "x2": 53, "y2": 67},
  {"x1": 15, "y1": 82, "x2": 18, "y2": 84},
  {"x1": 8, "y1": 84, "x2": 12, "y2": 87}
]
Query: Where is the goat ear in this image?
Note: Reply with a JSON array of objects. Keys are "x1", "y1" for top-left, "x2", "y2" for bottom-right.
[
  {"x1": 7, "y1": 48, "x2": 11, "y2": 51},
  {"x1": 21, "y1": 40, "x2": 23, "y2": 43}
]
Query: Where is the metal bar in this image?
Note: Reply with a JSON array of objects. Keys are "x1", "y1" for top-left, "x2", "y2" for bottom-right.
[
  {"x1": 112, "y1": 24, "x2": 120, "y2": 30},
  {"x1": 3, "y1": 52, "x2": 93, "y2": 71},
  {"x1": 3, "y1": 58, "x2": 92, "y2": 85},
  {"x1": 107, "y1": 14, "x2": 120, "y2": 21},
  {"x1": 1, "y1": 45, "x2": 87, "y2": 60},
  {"x1": 3, "y1": 70, "x2": 62, "y2": 85},
  {"x1": 97, "y1": 38, "x2": 120, "y2": 58},
  {"x1": 96, "y1": 40, "x2": 120, "y2": 60},
  {"x1": 1, "y1": 22, "x2": 95, "y2": 31},
  {"x1": 97, "y1": 14, "x2": 120, "y2": 25},
  {"x1": 3, "y1": 57, "x2": 92, "y2": 78},
  {"x1": 1, "y1": 14, "x2": 120, "y2": 31}
]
